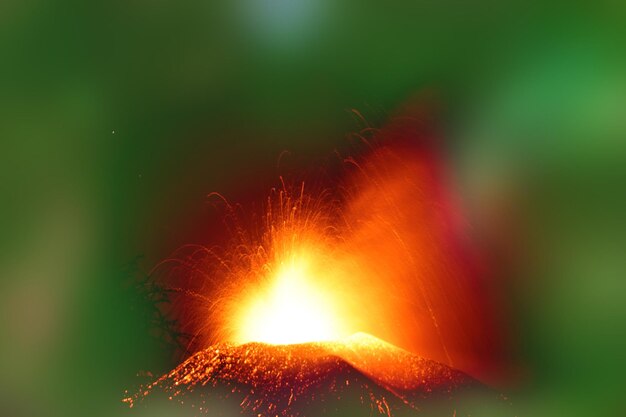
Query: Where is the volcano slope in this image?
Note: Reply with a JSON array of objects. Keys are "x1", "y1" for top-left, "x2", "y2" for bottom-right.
[{"x1": 124, "y1": 333, "x2": 500, "y2": 417}]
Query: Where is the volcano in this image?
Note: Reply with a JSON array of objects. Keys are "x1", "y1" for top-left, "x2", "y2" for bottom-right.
[
  {"x1": 125, "y1": 333, "x2": 490, "y2": 416},
  {"x1": 125, "y1": 120, "x2": 512, "y2": 416}
]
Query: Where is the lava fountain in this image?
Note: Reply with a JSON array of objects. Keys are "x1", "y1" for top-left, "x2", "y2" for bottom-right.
[{"x1": 125, "y1": 114, "x2": 508, "y2": 416}]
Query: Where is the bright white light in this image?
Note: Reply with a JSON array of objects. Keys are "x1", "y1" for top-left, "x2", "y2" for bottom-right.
[{"x1": 235, "y1": 261, "x2": 341, "y2": 345}]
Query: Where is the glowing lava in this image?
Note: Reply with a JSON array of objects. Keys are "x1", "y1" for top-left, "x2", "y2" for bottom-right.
[{"x1": 234, "y1": 259, "x2": 346, "y2": 345}]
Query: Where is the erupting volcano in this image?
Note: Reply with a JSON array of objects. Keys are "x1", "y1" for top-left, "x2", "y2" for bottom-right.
[{"x1": 125, "y1": 114, "x2": 508, "y2": 416}]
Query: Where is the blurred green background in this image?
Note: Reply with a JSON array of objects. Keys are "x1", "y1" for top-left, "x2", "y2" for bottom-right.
[{"x1": 1, "y1": 1, "x2": 625, "y2": 416}]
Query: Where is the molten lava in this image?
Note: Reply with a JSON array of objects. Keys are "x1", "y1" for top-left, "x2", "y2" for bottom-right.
[{"x1": 234, "y1": 259, "x2": 347, "y2": 345}]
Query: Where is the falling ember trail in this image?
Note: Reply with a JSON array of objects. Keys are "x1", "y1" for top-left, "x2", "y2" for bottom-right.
[{"x1": 128, "y1": 113, "x2": 509, "y2": 416}]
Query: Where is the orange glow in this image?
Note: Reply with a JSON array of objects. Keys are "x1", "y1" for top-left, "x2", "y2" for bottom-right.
[
  {"x1": 158, "y1": 120, "x2": 504, "y2": 384},
  {"x1": 220, "y1": 190, "x2": 361, "y2": 346},
  {"x1": 126, "y1": 115, "x2": 510, "y2": 417}
]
